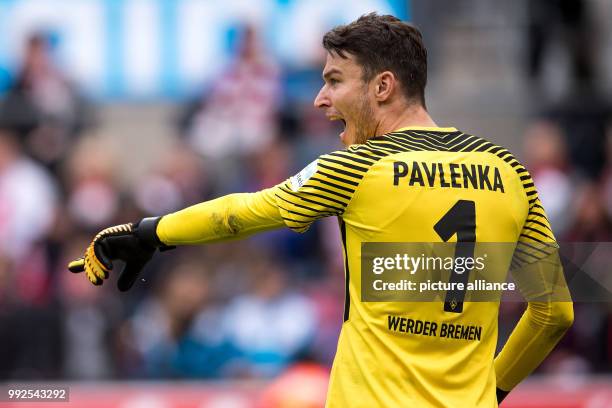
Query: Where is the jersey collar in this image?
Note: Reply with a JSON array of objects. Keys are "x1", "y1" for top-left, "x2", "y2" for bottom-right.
[{"x1": 393, "y1": 126, "x2": 458, "y2": 132}]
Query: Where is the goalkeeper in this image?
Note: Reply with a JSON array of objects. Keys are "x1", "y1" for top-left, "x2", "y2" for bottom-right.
[{"x1": 69, "y1": 13, "x2": 573, "y2": 408}]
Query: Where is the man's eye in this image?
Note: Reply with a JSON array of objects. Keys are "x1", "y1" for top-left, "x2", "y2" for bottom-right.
[{"x1": 329, "y1": 78, "x2": 339, "y2": 85}]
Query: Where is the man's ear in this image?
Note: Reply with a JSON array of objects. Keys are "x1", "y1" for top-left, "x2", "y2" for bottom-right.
[{"x1": 374, "y1": 71, "x2": 396, "y2": 102}]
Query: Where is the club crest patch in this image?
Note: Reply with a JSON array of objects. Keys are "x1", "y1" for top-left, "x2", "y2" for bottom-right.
[{"x1": 290, "y1": 160, "x2": 318, "y2": 192}]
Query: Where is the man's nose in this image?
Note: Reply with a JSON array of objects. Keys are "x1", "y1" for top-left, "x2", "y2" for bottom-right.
[{"x1": 314, "y1": 86, "x2": 330, "y2": 109}]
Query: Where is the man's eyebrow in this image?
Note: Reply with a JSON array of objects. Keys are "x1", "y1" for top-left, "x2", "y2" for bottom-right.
[{"x1": 322, "y1": 68, "x2": 342, "y2": 80}]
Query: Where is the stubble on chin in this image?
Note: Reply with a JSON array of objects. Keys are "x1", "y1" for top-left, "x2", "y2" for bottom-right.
[{"x1": 353, "y1": 95, "x2": 376, "y2": 145}]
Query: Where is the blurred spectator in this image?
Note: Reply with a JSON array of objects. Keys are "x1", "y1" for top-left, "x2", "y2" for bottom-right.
[
  {"x1": 532, "y1": 0, "x2": 611, "y2": 183},
  {"x1": 247, "y1": 140, "x2": 292, "y2": 191},
  {"x1": 564, "y1": 183, "x2": 612, "y2": 241},
  {"x1": 540, "y1": 81, "x2": 612, "y2": 181},
  {"x1": 526, "y1": 0, "x2": 594, "y2": 94},
  {"x1": 599, "y1": 135, "x2": 612, "y2": 220},
  {"x1": 523, "y1": 120, "x2": 573, "y2": 236},
  {"x1": 123, "y1": 259, "x2": 239, "y2": 378},
  {"x1": 288, "y1": 103, "x2": 343, "y2": 166},
  {"x1": 0, "y1": 297, "x2": 63, "y2": 379},
  {"x1": 0, "y1": 32, "x2": 94, "y2": 175},
  {"x1": 0, "y1": 125, "x2": 62, "y2": 380},
  {"x1": 62, "y1": 135, "x2": 122, "y2": 230},
  {"x1": 59, "y1": 236, "x2": 120, "y2": 379},
  {"x1": 305, "y1": 274, "x2": 344, "y2": 365},
  {"x1": 222, "y1": 256, "x2": 317, "y2": 377},
  {"x1": 182, "y1": 25, "x2": 281, "y2": 159},
  {"x1": 133, "y1": 142, "x2": 212, "y2": 215},
  {"x1": 0, "y1": 127, "x2": 57, "y2": 263}
]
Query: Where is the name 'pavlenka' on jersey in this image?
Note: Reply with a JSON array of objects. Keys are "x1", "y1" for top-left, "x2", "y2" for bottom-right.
[
  {"x1": 274, "y1": 126, "x2": 555, "y2": 408},
  {"x1": 392, "y1": 160, "x2": 505, "y2": 192}
]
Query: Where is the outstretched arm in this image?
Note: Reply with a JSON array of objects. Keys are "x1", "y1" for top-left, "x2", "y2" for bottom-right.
[
  {"x1": 69, "y1": 152, "x2": 360, "y2": 290},
  {"x1": 68, "y1": 186, "x2": 286, "y2": 290},
  {"x1": 157, "y1": 187, "x2": 285, "y2": 245}
]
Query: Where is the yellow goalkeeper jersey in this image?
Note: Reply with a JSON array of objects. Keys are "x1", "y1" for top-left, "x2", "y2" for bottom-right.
[{"x1": 274, "y1": 126, "x2": 555, "y2": 408}]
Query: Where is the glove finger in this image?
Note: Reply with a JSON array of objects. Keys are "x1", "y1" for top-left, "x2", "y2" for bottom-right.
[
  {"x1": 92, "y1": 260, "x2": 109, "y2": 280},
  {"x1": 86, "y1": 244, "x2": 110, "y2": 280},
  {"x1": 117, "y1": 257, "x2": 149, "y2": 292},
  {"x1": 68, "y1": 258, "x2": 85, "y2": 273},
  {"x1": 85, "y1": 259, "x2": 103, "y2": 286},
  {"x1": 84, "y1": 255, "x2": 109, "y2": 286},
  {"x1": 93, "y1": 240, "x2": 113, "y2": 271}
]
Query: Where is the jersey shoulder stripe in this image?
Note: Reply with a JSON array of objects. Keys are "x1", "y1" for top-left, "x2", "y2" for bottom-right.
[
  {"x1": 275, "y1": 133, "x2": 446, "y2": 232},
  {"x1": 274, "y1": 148, "x2": 386, "y2": 232}
]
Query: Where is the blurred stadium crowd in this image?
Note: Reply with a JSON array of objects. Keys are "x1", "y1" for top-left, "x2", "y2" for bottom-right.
[
  {"x1": 0, "y1": 0, "x2": 611, "y2": 388},
  {"x1": 0, "y1": 25, "x2": 346, "y2": 381}
]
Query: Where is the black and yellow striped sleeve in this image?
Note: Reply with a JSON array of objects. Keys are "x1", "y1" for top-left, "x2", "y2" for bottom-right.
[
  {"x1": 510, "y1": 166, "x2": 558, "y2": 269},
  {"x1": 518, "y1": 171, "x2": 555, "y2": 242},
  {"x1": 274, "y1": 150, "x2": 375, "y2": 232},
  {"x1": 496, "y1": 161, "x2": 573, "y2": 394}
]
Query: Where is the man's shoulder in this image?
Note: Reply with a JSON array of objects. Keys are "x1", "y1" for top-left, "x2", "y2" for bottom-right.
[
  {"x1": 371, "y1": 128, "x2": 530, "y2": 174},
  {"x1": 376, "y1": 127, "x2": 496, "y2": 154}
]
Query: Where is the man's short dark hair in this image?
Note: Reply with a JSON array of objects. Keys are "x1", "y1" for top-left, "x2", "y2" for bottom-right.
[{"x1": 322, "y1": 13, "x2": 427, "y2": 107}]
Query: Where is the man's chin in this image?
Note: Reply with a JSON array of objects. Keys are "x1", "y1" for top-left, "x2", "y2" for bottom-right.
[
  {"x1": 340, "y1": 130, "x2": 356, "y2": 146},
  {"x1": 339, "y1": 130, "x2": 348, "y2": 146},
  {"x1": 340, "y1": 127, "x2": 369, "y2": 146}
]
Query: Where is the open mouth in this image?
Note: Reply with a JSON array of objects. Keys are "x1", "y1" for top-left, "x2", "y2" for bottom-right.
[
  {"x1": 339, "y1": 119, "x2": 347, "y2": 141},
  {"x1": 326, "y1": 113, "x2": 348, "y2": 143}
]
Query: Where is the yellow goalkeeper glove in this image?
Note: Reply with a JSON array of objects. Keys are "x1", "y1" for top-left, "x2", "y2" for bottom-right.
[{"x1": 68, "y1": 217, "x2": 173, "y2": 291}]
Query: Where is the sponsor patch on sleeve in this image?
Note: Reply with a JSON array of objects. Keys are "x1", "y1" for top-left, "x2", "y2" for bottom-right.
[{"x1": 290, "y1": 160, "x2": 318, "y2": 192}]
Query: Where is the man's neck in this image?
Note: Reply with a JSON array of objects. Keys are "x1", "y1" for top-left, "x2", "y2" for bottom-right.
[{"x1": 373, "y1": 103, "x2": 438, "y2": 136}]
